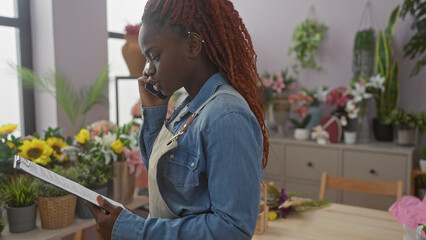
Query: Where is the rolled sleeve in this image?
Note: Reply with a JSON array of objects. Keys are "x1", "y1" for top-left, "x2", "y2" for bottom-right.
[{"x1": 112, "y1": 209, "x2": 145, "y2": 240}]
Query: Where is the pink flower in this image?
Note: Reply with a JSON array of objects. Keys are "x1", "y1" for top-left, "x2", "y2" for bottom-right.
[
  {"x1": 263, "y1": 77, "x2": 274, "y2": 88},
  {"x1": 295, "y1": 106, "x2": 308, "y2": 118},
  {"x1": 272, "y1": 77, "x2": 285, "y2": 94},
  {"x1": 124, "y1": 147, "x2": 145, "y2": 177},
  {"x1": 125, "y1": 24, "x2": 140, "y2": 35},
  {"x1": 90, "y1": 120, "x2": 117, "y2": 136}
]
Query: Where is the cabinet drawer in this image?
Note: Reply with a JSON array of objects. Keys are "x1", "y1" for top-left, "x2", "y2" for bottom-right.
[
  {"x1": 343, "y1": 150, "x2": 406, "y2": 182},
  {"x1": 264, "y1": 141, "x2": 284, "y2": 177},
  {"x1": 285, "y1": 145, "x2": 339, "y2": 181}
]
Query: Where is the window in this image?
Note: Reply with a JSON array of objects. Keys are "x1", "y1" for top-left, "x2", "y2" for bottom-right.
[
  {"x1": 107, "y1": 0, "x2": 148, "y2": 124},
  {"x1": 0, "y1": 0, "x2": 33, "y2": 136}
]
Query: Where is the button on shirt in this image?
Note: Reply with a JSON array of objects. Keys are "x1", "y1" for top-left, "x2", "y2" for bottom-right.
[{"x1": 112, "y1": 73, "x2": 263, "y2": 240}]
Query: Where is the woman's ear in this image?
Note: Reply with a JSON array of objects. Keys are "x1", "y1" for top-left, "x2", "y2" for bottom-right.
[{"x1": 186, "y1": 33, "x2": 203, "y2": 58}]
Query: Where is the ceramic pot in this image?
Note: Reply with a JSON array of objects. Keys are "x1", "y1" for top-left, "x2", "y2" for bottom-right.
[
  {"x1": 372, "y1": 118, "x2": 393, "y2": 142},
  {"x1": 344, "y1": 131, "x2": 357, "y2": 145},
  {"x1": 420, "y1": 159, "x2": 426, "y2": 172},
  {"x1": 397, "y1": 128, "x2": 416, "y2": 146},
  {"x1": 122, "y1": 34, "x2": 146, "y2": 77},
  {"x1": 294, "y1": 128, "x2": 309, "y2": 141},
  {"x1": 76, "y1": 186, "x2": 108, "y2": 219},
  {"x1": 306, "y1": 106, "x2": 322, "y2": 134},
  {"x1": 6, "y1": 202, "x2": 37, "y2": 233},
  {"x1": 272, "y1": 97, "x2": 290, "y2": 136}
]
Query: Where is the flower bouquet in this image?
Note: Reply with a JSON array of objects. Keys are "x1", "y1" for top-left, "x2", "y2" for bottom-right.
[
  {"x1": 0, "y1": 124, "x2": 22, "y2": 175},
  {"x1": 265, "y1": 182, "x2": 331, "y2": 221},
  {"x1": 260, "y1": 68, "x2": 296, "y2": 111}
]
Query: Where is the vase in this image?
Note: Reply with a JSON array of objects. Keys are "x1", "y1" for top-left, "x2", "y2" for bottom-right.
[
  {"x1": 272, "y1": 96, "x2": 290, "y2": 136},
  {"x1": 356, "y1": 100, "x2": 371, "y2": 143},
  {"x1": 372, "y1": 118, "x2": 393, "y2": 142},
  {"x1": 6, "y1": 202, "x2": 37, "y2": 233},
  {"x1": 122, "y1": 34, "x2": 146, "y2": 77},
  {"x1": 108, "y1": 161, "x2": 136, "y2": 205},
  {"x1": 306, "y1": 106, "x2": 322, "y2": 134},
  {"x1": 76, "y1": 186, "x2": 108, "y2": 219},
  {"x1": 294, "y1": 128, "x2": 310, "y2": 141},
  {"x1": 38, "y1": 195, "x2": 77, "y2": 229}
]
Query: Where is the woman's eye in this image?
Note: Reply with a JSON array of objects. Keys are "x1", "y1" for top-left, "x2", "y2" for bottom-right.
[{"x1": 151, "y1": 54, "x2": 160, "y2": 62}]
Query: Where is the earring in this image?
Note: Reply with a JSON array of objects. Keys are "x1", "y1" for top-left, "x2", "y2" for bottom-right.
[{"x1": 187, "y1": 31, "x2": 205, "y2": 43}]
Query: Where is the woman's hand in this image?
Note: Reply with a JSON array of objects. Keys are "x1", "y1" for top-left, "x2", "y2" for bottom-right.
[
  {"x1": 138, "y1": 71, "x2": 170, "y2": 107},
  {"x1": 85, "y1": 196, "x2": 124, "y2": 240}
]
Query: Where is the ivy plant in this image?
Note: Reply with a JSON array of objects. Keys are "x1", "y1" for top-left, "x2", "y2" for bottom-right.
[{"x1": 288, "y1": 18, "x2": 328, "y2": 73}]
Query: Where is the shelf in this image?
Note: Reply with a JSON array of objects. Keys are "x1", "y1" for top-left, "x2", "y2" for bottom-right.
[{"x1": 1, "y1": 192, "x2": 148, "y2": 240}]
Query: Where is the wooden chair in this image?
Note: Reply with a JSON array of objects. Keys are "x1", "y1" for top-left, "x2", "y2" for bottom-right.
[{"x1": 319, "y1": 172, "x2": 403, "y2": 201}]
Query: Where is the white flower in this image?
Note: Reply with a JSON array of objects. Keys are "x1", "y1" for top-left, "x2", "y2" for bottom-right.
[
  {"x1": 340, "y1": 116, "x2": 348, "y2": 126},
  {"x1": 345, "y1": 100, "x2": 359, "y2": 119},
  {"x1": 314, "y1": 86, "x2": 329, "y2": 102},
  {"x1": 95, "y1": 132, "x2": 116, "y2": 149},
  {"x1": 350, "y1": 82, "x2": 372, "y2": 103},
  {"x1": 367, "y1": 74, "x2": 386, "y2": 92}
]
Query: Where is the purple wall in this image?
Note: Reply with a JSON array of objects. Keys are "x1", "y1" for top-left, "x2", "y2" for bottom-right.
[{"x1": 233, "y1": 0, "x2": 426, "y2": 142}]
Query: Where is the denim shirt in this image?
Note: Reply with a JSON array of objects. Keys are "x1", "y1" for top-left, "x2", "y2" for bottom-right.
[{"x1": 112, "y1": 73, "x2": 263, "y2": 240}]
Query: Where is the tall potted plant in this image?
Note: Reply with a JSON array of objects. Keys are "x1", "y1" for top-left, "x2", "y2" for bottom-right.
[
  {"x1": 371, "y1": 5, "x2": 400, "y2": 141},
  {"x1": 1, "y1": 175, "x2": 37, "y2": 233}
]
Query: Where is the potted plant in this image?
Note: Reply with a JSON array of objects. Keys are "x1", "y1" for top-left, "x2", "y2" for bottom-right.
[
  {"x1": 340, "y1": 100, "x2": 360, "y2": 144},
  {"x1": 34, "y1": 165, "x2": 79, "y2": 229},
  {"x1": 0, "y1": 124, "x2": 22, "y2": 177},
  {"x1": 1, "y1": 175, "x2": 37, "y2": 233},
  {"x1": 288, "y1": 18, "x2": 328, "y2": 73},
  {"x1": 300, "y1": 86, "x2": 328, "y2": 132},
  {"x1": 289, "y1": 92, "x2": 313, "y2": 140},
  {"x1": 369, "y1": 5, "x2": 400, "y2": 141},
  {"x1": 400, "y1": 0, "x2": 426, "y2": 77},
  {"x1": 420, "y1": 146, "x2": 426, "y2": 172},
  {"x1": 74, "y1": 154, "x2": 114, "y2": 219},
  {"x1": 384, "y1": 109, "x2": 418, "y2": 146}
]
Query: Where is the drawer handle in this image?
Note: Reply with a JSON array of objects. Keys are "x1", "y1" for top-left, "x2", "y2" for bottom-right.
[
  {"x1": 369, "y1": 169, "x2": 376, "y2": 174},
  {"x1": 307, "y1": 162, "x2": 313, "y2": 167}
]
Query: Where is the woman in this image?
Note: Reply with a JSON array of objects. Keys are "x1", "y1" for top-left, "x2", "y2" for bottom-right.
[{"x1": 87, "y1": 0, "x2": 269, "y2": 239}]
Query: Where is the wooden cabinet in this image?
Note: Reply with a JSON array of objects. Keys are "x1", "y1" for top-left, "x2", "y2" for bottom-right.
[{"x1": 263, "y1": 137, "x2": 417, "y2": 210}]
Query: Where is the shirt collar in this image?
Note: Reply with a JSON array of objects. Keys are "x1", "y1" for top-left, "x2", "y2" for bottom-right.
[{"x1": 186, "y1": 72, "x2": 226, "y2": 113}]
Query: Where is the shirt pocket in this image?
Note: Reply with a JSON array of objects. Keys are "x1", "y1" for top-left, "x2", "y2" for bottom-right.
[{"x1": 163, "y1": 147, "x2": 200, "y2": 188}]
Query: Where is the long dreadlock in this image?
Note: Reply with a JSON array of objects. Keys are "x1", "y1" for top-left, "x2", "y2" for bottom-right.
[{"x1": 142, "y1": 0, "x2": 269, "y2": 168}]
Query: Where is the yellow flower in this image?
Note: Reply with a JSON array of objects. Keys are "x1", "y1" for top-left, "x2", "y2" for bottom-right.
[
  {"x1": 0, "y1": 124, "x2": 18, "y2": 136},
  {"x1": 18, "y1": 139, "x2": 53, "y2": 166},
  {"x1": 111, "y1": 139, "x2": 124, "y2": 154},
  {"x1": 75, "y1": 129, "x2": 90, "y2": 144},
  {"x1": 46, "y1": 137, "x2": 69, "y2": 161},
  {"x1": 6, "y1": 141, "x2": 14, "y2": 149},
  {"x1": 268, "y1": 210, "x2": 278, "y2": 221}
]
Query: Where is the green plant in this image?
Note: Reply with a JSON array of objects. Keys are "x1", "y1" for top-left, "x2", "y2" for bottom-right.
[
  {"x1": 34, "y1": 165, "x2": 80, "y2": 198},
  {"x1": 0, "y1": 219, "x2": 4, "y2": 234},
  {"x1": 352, "y1": 28, "x2": 375, "y2": 78},
  {"x1": 374, "y1": 5, "x2": 400, "y2": 123},
  {"x1": 288, "y1": 18, "x2": 328, "y2": 73},
  {"x1": 1, "y1": 175, "x2": 36, "y2": 208},
  {"x1": 421, "y1": 146, "x2": 426, "y2": 159},
  {"x1": 76, "y1": 153, "x2": 114, "y2": 190},
  {"x1": 400, "y1": 0, "x2": 426, "y2": 77},
  {"x1": 290, "y1": 114, "x2": 312, "y2": 129},
  {"x1": 384, "y1": 109, "x2": 418, "y2": 129},
  {"x1": 12, "y1": 64, "x2": 109, "y2": 134}
]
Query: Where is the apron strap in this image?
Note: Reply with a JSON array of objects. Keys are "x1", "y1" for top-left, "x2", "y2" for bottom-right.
[{"x1": 167, "y1": 90, "x2": 246, "y2": 145}]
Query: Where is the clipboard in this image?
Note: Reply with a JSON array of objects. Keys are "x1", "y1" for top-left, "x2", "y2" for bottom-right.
[{"x1": 13, "y1": 155, "x2": 125, "y2": 209}]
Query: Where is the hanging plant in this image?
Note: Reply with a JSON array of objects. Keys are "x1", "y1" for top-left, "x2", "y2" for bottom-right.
[
  {"x1": 352, "y1": 28, "x2": 375, "y2": 78},
  {"x1": 288, "y1": 18, "x2": 328, "y2": 73}
]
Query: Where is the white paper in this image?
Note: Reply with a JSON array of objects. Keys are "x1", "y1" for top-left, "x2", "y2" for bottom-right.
[{"x1": 13, "y1": 155, "x2": 124, "y2": 209}]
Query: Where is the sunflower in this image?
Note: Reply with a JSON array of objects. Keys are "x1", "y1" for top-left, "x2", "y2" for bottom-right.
[
  {"x1": 0, "y1": 124, "x2": 18, "y2": 136},
  {"x1": 46, "y1": 137, "x2": 69, "y2": 161},
  {"x1": 18, "y1": 139, "x2": 53, "y2": 166}
]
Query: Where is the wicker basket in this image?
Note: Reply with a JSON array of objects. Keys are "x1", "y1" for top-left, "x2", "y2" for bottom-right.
[
  {"x1": 37, "y1": 194, "x2": 77, "y2": 229},
  {"x1": 255, "y1": 181, "x2": 268, "y2": 234}
]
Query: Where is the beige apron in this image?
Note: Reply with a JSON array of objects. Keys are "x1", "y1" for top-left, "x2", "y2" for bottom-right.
[{"x1": 147, "y1": 89, "x2": 246, "y2": 219}]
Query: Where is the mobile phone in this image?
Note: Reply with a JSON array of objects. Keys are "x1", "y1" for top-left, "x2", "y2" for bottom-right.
[{"x1": 145, "y1": 82, "x2": 168, "y2": 100}]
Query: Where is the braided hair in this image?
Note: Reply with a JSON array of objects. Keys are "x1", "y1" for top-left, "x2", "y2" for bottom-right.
[{"x1": 142, "y1": 0, "x2": 269, "y2": 168}]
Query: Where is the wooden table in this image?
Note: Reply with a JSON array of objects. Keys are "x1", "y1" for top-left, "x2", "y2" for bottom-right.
[
  {"x1": 252, "y1": 203, "x2": 404, "y2": 240},
  {"x1": 1, "y1": 194, "x2": 148, "y2": 240}
]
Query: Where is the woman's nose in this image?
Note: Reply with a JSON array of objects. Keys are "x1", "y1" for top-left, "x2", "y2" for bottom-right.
[{"x1": 145, "y1": 61, "x2": 156, "y2": 76}]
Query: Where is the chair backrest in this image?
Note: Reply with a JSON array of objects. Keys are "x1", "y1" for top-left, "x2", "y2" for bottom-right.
[{"x1": 319, "y1": 172, "x2": 403, "y2": 201}]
